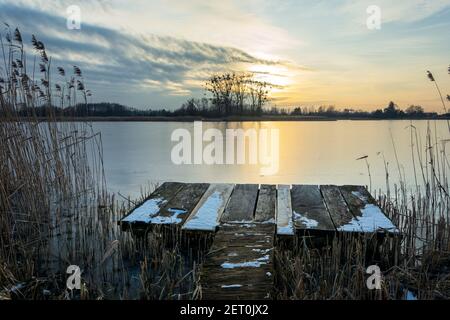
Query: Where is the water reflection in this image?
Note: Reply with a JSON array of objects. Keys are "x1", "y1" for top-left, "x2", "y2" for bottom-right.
[{"x1": 93, "y1": 120, "x2": 450, "y2": 198}]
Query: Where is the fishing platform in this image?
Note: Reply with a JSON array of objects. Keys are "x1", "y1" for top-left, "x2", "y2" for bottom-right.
[{"x1": 119, "y1": 182, "x2": 399, "y2": 299}]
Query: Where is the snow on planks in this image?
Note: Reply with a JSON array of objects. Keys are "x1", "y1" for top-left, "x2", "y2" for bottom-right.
[
  {"x1": 200, "y1": 224, "x2": 274, "y2": 300},
  {"x1": 321, "y1": 185, "x2": 363, "y2": 232},
  {"x1": 291, "y1": 185, "x2": 335, "y2": 234},
  {"x1": 120, "y1": 183, "x2": 397, "y2": 236},
  {"x1": 182, "y1": 184, "x2": 234, "y2": 232},
  {"x1": 150, "y1": 183, "x2": 209, "y2": 227},
  {"x1": 200, "y1": 184, "x2": 275, "y2": 299},
  {"x1": 119, "y1": 182, "x2": 399, "y2": 300},
  {"x1": 120, "y1": 182, "x2": 184, "y2": 230},
  {"x1": 276, "y1": 185, "x2": 294, "y2": 236},
  {"x1": 120, "y1": 182, "x2": 208, "y2": 231},
  {"x1": 338, "y1": 185, "x2": 398, "y2": 233}
]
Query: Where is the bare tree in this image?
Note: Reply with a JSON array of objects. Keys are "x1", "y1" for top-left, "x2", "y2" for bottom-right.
[
  {"x1": 205, "y1": 73, "x2": 234, "y2": 114},
  {"x1": 205, "y1": 72, "x2": 272, "y2": 115},
  {"x1": 248, "y1": 79, "x2": 271, "y2": 114},
  {"x1": 232, "y1": 73, "x2": 252, "y2": 114}
]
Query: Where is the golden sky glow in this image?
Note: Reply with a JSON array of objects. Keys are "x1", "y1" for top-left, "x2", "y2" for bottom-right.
[{"x1": 2, "y1": 0, "x2": 450, "y2": 112}]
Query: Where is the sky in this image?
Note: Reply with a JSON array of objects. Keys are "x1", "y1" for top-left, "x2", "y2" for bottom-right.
[{"x1": 1, "y1": 0, "x2": 450, "y2": 112}]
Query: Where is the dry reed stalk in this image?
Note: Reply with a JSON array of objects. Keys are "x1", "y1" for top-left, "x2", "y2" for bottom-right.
[{"x1": 0, "y1": 27, "x2": 199, "y2": 300}]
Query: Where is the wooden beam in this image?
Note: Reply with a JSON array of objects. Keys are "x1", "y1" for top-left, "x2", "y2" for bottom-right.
[
  {"x1": 254, "y1": 184, "x2": 276, "y2": 223},
  {"x1": 151, "y1": 183, "x2": 209, "y2": 225},
  {"x1": 120, "y1": 182, "x2": 184, "y2": 229},
  {"x1": 201, "y1": 224, "x2": 274, "y2": 300},
  {"x1": 339, "y1": 185, "x2": 399, "y2": 233},
  {"x1": 321, "y1": 185, "x2": 362, "y2": 232},
  {"x1": 291, "y1": 185, "x2": 335, "y2": 233},
  {"x1": 220, "y1": 184, "x2": 259, "y2": 223},
  {"x1": 182, "y1": 184, "x2": 234, "y2": 232},
  {"x1": 276, "y1": 185, "x2": 294, "y2": 236}
]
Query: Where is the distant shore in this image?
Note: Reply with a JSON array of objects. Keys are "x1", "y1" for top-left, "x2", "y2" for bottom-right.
[
  {"x1": 48, "y1": 115, "x2": 336, "y2": 122},
  {"x1": 17, "y1": 115, "x2": 450, "y2": 122}
]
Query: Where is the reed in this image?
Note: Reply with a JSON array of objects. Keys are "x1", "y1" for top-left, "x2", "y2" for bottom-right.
[
  {"x1": 0, "y1": 27, "x2": 198, "y2": 300},
  {"x1": 274, "y1": 71, "x2": 450, "y2": 299},
  {"x1": 1, "y1": 26, "x2": 449, "y2": 300}
]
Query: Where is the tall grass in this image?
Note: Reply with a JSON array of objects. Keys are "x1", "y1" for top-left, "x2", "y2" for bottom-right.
[
  {"x1": 275, "y1": 78, "x2": 450, "y2": 299},
  {"x1": 1, "y1": 26, "x2": 449, "y2": 300},
  {"x1": 0, "y1": 27, "x2": 199, "y2": 300}
]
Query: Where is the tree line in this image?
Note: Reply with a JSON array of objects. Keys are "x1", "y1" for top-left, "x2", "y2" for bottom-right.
[
  {"x1": 11, "y1": 100, "x2": 446, "y2": 120},
  {"x1": 4, "y1": 70, "x2": 449, "y2": 119}
]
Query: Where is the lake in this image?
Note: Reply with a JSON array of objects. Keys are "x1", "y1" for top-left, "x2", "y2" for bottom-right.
[{"x1": 93, "y1": 120, "x2": 450, "y2": 198}]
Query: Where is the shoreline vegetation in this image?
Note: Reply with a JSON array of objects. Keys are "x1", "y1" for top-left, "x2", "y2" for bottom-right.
[
  {"x1": 4, "y1": 101, "x2": 450, "y2": 122},
  {"x1": 1, "y1": 27, "x2": 450, "y2": 300},
  {"x1": 10, "y1": 115, "x2": 450, "y2": 122}
]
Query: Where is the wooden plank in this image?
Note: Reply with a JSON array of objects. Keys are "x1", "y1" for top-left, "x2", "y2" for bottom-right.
[
  {"x1": 182, "y1": 184, "x2": 234, "y2": 232},
  {"x1": 321, "y1": 185, "x2": 362, "y2": 232},
  {"x1": 339, "y1": 185, "x2": 399, "y2": 233},
  {"x1": 276, "y1": 185, "x2": 294, "y2": 236},
  {"x1": 209, "y1": 224, "x2": 275, "y2": 248},
  {"x1": 254, "y1": 184, "x2": 276, "y2": 223},
  {"x1": 220, "y1": 184, "x2": 259, "y2": 223},
  {"x1": 150, "y1": 183, "x2": 209, "y2": 225},
  {"x1": 201, "y1": 224, "x2": 274, "y2": 300},
  {"x1": 120, "y1": 182, "x2": 184, "y2": 225},
  {"x1": 291, "y1": 185, "x2": 335, "y2": 232}
]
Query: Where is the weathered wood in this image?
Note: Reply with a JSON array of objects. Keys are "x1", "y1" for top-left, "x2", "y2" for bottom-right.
[
  {"x1": 121, "y1": 182, "x2": 399, "y2": 238},
  {"x1": 291, "y1": 185, "x2": 335, "y2": 233},
  {"x1": 211, "y1": 224, "x2": 275, "y2": 247},
  {"x1": 120, "y1": 182, "x2": 184, "y2": 229},
  {"x1": 201, "y1": 224, "x2": 274, "y2": 300},
  {"x1": 276, "y1": 185, "x2": 294, "y2": 236},
  {"x1": 151, "y1": 183, "x2": 209, "y2": 226},
  {"x1": 220, "y1": 184, "x2": 259, "y2": 223},
  {"x1": 254, "y1": 184, "x2": 276, "y2": 223},
  {"x1": 182, "y1": 184, "x2": 234, "y2": 232},
  {"x1": 320, "y1": 185, "x2": 362, "y2": 232},
  {"x1": 339, "y1": 185, "x2": 398, "y2": 233},
  {"x1": 119, "y1": 181, "x2": 401, "y2": 299}
]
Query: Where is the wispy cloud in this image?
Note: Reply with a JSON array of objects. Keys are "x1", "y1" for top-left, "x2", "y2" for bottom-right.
[
  {"x1": 1, "y1": 0, "x2": 449, "y2": 111},
  {"x1": 0, "y1": 3, "x2": 287, "y2": 108}
]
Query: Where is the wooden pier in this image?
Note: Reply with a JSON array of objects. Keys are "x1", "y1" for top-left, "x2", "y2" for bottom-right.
[{"x1": 120, "y1": 182, "x2": 398, "y2": 299}]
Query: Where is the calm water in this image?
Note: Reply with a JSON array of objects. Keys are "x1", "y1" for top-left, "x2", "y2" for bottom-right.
[{"x1": 93, "y1": 120, "x2": 450, "y2": 198}]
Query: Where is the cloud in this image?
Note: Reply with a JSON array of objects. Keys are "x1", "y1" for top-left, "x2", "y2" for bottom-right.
[
  {"x1": 0, "y1": 2, "x2": 286, "y2": 108},
  {"x1": 1, "y1": 0, "x2": 299, "y2": 57},
  {"x1": 340, "y1": 0, "x2": 450, "y2": 24},
  {"x1": 3, "y1": 0, "x2": 448, "y2": 111}
]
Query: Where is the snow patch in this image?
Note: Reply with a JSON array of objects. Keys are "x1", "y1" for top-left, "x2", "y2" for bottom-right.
[
  {"x1": 277, "y1": 217, "x2": 294, "y2": 235},
  {"x1": 224, "y1": 221, "x2": 255, "y2": 227},
  {"x1": 122, "y1": 197, "x2": 166, "y2": 223},
  {"x1": 182, "y1": 191, "x2": 223, "y2": 231},
  {"x1": 404, "y1": 290, "x2": 417, "y2": 300},
  {"x1": 338, "y1": 204, "x2": 398, "y2": 233},
  {"x1": 351, "y1": 191, "x2": 368, "y2": 201},
  {"x1": 252, "y1": 248, "x2": 272, "y2": 254},
  {"x1": 337, "y1": 218, "x2": 362, "y2": 232},
  {"x1": 293, "y1": 211, "x2": 319, "y2": 229},
  {"x1": 221, "y1": 255, "x2": 270, "y2": 269},
  {"x1": 221, "y1": 284, "x2": 243, "y2": 288},
  {"x1": 150, "y1": 208, "x2": 186, "y2": 224}
]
